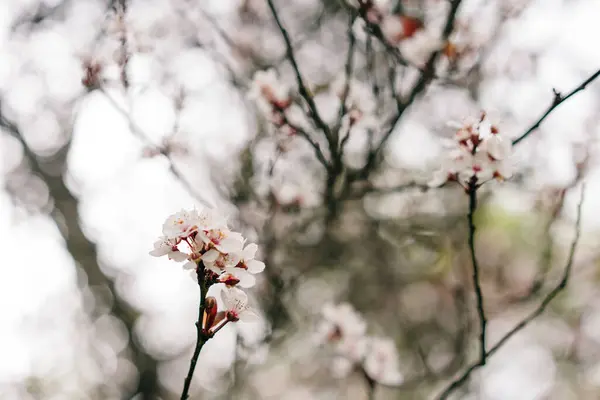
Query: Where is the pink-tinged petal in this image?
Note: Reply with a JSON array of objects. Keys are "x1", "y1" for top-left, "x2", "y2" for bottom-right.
[
  {"x1": 182, "y1": 261, "x2": 196, "y2": 270},
  {"x1": 237, "y1": 272, "x2": 256, "y2": 289},
  {"x1": 428, "y1": 169, "x2": 449, "y2": 187},
  {"x1": 168, "y1": 251, "x2": 188, "y2": 262},
  {"x1": 221, "y1": 287, "x2": 248, "y2": 311},
  {"x1": 225, "y1": 268, "x2": 256, "y2": 288},
  {"x1": 239, "y1": 308, "x2": 259, "y2": 322},
  {"x1": 218, "y1": 237, "x2": 244, "y2": 254},
  {"x1": 331, "y1": 357, "x2": 353, "y2": 378},
  {"x1": 206, "y1": 264, "x2": 222, "y2": 275},
  {"x1": 246, "y1": 259, "x2": 265, "y2": 274},
  {"x1": 243, "y1": 243, "x2": 258, "y2": 259},
  {"x1": 149, "y1": 247, "x2": 169, "y2": 257},
  {"x1": 202, "y1": 249, "x2": 220, "y2": 263}
]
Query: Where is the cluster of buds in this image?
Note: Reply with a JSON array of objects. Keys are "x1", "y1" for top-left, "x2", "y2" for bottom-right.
[
  {"x1": 150, "y1": 208, "x2": 264, "y2": 334},
  {"x1": 429, "y1": 112, "x2": 513, "y2": 190},
  {"x1": 249, "y1": 69, "x2": 296, "y2": 136},
  {"x1": 316, "y1": 303, "x2": 404, "y2": 386}
]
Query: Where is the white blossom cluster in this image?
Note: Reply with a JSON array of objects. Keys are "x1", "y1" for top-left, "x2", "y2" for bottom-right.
[
  {"x1": 429, "y1": 113, "x2": 513, "y2": 189},
  {"x1": 150, "y1": 208, "x2": 265, "y2": 323},
  {"x1": 316, "y1": 303, "x2": 404, "y2": 386}
]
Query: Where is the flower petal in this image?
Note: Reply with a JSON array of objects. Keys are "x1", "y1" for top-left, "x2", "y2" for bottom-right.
[{"x1": 246, "y1": 259, "x2": 265, "y2": 274}]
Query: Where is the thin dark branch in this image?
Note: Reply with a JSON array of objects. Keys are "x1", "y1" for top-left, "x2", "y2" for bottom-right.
[
  {"x1": 467, "y1": 187, "x2": 487, "y2": 365},
  {"x1": 437, "y1": 184, "x2": 586, "y2": 400},
  {"x1": 181, "y1": 266, "x2": 209, "y2": 399},
  {"x1": 266, "y1": 0, "x2": 335, "y2": 148},
  {"x1": 359, "y1": 0, "x2": 464, "y2": 178},
  {"x1": 512, "y1": 68, "x2": 600, "y2": 145}
]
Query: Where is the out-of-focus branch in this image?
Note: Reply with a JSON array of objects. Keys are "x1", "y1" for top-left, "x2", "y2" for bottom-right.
[
  {"x1": 99, "y1": 88, "x2": 214, "y2": 208},
  {"x1": 266, "y1": 0, "x2": 335, "y2": 152},
  {"x1": 0, "y1": 107, "x2": 158, "y2": 399},
  {"x1": 512, "y1": 68, "x2": 600, "y2": 145},
  {"x1": 437, "y1": 183, "x2": 586, "y2": 400},
  {"x1": 358, "y1": 0, "x2": 464, "y2": 179}
]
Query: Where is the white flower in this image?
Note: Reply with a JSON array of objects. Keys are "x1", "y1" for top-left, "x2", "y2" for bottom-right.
[
  {"x1": 399, "y1": 30, "x2": 444, "y2": 67},
  {"x1": 201, "y1": 246, "x2": 242, "y2": 274},
  {"x1": 224, "y1": 243, "x2": 266, "y2": 288},
  {"x1": 197, "y1": 227, "x2": 245, "y2": 254},
  {"x1": 149, "y1": 236, "x2": 188, "y2": 262},
  {"x1": 429, "y1": 113, "x2": 513, "y2": 187},
  {"x1": 318, "y1": 302, "x2": 367, "y2": 340},
  {"x1": 316, "y1": 302, "x2": 368, "y2": 364},
  {"x1": 221, "y1": 287, "x2": 259, "y2": 322},
  {"x1": 249, "y1": 69, "x2": 291, "y2": 115},
  {"x1": 196, "y1": 207, "x2": 229, "y2": 232},
  {"x1": 161, "y1": 209, "x2": 201, "y2": 240},
  {"x1": 332, "y1": 77, "x2": 376, "y2": 124},
  {"x1": 363, "y1": 337, "x2": 404, "y2": 386}
]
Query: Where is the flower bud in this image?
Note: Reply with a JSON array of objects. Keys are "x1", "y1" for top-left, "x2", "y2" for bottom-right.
[{"x1": 203, "y1": 296, "x2": 218, "y2": 331}]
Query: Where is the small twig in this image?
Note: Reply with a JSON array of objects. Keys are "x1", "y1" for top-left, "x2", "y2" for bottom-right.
[
  {"x1": 512, "y1": 68, "x2": 600, "y2": 145},
  {"x1": 467, "y1": 185, "x2": 487, "y2": 365},
  {"x1": 266, "y1": 0, "x2": 335, "y2": 149},
  {"x1": 437, "y1": 184, "x2": 586, "y2": 400}
]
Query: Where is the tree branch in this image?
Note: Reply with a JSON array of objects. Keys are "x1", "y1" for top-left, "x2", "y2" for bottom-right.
[
  {"x1": 467, "y1": 186, "x2": 487, "y2": 365},
  {"x1": 437, "y1": 183, "x2": 586, "y2": 400},
  {"x1": 266, "y1": 0, "x2": 335, "y2": 150},
  {"x1": 512, "y1": 68, "x2": 600, "y2": 145}
]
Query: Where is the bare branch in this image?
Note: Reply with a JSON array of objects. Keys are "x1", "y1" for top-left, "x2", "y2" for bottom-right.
[
  {"x1": 437, "y1": 183, "x2": 586, "y2": 400},
  {"x1": 266, "y1": 0, "x2": 335, "y2": 149},
  {"x1": 512, "y1": 68, "x2": 600, "y2": 145},
  {"x1": 359, "y1": 0, "x2": 464, "y2": 179}
]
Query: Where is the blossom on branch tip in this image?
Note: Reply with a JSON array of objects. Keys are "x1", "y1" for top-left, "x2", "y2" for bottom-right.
[
  {"x1": 429, "y1": 113, "x2": 514, "y2": 189},
  {"x1": 381, "y1": 15, "x2": 424, "y2": 45},
  {"x1": 221, "y1": 287, "x2": 259, "y2": 322},
  {"x1": 316, "y1": 303, "x2": 404, "y2": 385},
  {"x1": 149, "y1": 236, "x2": 188, "y2": 262}
]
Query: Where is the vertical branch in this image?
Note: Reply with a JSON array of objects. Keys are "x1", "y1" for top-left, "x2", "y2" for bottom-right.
[
  {"x1": 181, "y1": 264, "x2": 209, "y2": 400},
  {"x1": 116, "y1": 0, "x2": 129, "y2": 89},
  {"x1": 336, "y1": 12, "x2": 358, "y2": 131},
  {"x1": 0, "y1": 110, "x2": 158, "y2": 399},
  {"x1": 467, "y1": 186, "x2": 487, "y2": 365},
  {"x1": 357, "y1": 0, "x2": 464, "y2": 180},
  {"x1": 266, "y1": 0, "x2": 335, "y2": 151},
  {"x1": 437, "y1": 184, "x2": 587, "y2": 400}
]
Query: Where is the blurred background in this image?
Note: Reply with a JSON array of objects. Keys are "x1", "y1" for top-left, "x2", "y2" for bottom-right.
[{"x1": 1, "y1": 0, "x2": 600, "y2": 399}]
